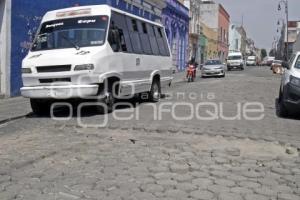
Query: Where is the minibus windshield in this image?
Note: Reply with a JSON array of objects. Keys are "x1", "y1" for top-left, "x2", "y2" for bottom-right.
[{"x1": 31, "y1": 15, "x2": 109, "y2": 51}]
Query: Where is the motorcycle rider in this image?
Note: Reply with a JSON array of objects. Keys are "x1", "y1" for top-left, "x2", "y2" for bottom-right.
[{"x1": 186, "y1": 57, "x2": 197, "y2": 79}]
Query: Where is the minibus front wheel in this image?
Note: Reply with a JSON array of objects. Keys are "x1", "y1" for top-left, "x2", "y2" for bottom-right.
[{"x1": 95, "y1": 79, "x2": 119, "y2": 114}]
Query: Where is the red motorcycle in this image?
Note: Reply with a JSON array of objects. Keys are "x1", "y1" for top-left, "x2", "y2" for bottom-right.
[{"x1": 186, "y1": 64, "x2": 196, "y2": 82}]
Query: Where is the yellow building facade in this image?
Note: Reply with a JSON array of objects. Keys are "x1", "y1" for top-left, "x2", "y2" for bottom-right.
[{"x1": 201, "y1": 22, "x2": 218, "y2": 60}]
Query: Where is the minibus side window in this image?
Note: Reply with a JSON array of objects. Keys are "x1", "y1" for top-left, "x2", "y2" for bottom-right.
[
  {"x1": 161, "y1": 28, "x2": 171, "y2": 56},
  {"x1": 108, "y1": 21, "x2": 121, "y2": 52},
  {"x1": 148, "y1": 24, "x2": 160, "y2": 56},
  {"x1": 155, "y1": 26, "x2": 167, "y2": 56},
  {"x1": 138, "y1": 21, "x2": 152, "y2": 55},
  {"x1": 110, "y1": 12, "x2": 133, "y2": 53},
  {"x1": 126, "y1": 17, "x2": 143, "y2": 54}
]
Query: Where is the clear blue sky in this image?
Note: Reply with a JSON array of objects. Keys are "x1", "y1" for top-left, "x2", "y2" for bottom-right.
[{"x1": 214, "y1": 0, "x2": 300, "y2": 50}]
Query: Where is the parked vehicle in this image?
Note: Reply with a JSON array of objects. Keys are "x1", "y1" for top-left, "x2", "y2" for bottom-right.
[
  {"x1": 260, "y1": 59, "x2": 268, "y2": 66},
  {"x1": 246, "y1": 56, "x2": 257, "y2": 66},
  {"x1": 21, "y1": 5, "x2": 173, "y2": 115},
  {"x1": 266, "y1": 56, "x2": 275, "y2": 66},
  {"x1": 201, "y1": 59, "x2": 225, "y2": 78},
  {"x1": 227, "y1": 52, "x2": 244, "y2": 71},
  {"x1": 278, "y1": 52, "x2": 300, "y2": 117},
  {"x1": 271, "y1": 60, "x2": 283, "y2": 74}
]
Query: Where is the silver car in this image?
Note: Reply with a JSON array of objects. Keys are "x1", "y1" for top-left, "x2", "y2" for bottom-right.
[{"x1": 201, "y1": 59, "x2": 226, "y2": 78}]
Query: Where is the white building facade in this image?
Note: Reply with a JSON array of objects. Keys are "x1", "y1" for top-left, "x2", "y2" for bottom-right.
[
  {"x1": 184, "y1": 0, "x2": 202, "y2": 64},
  {"x1": 228, "y1": 24, "x2": 241, "y2": 52},
  {"x1": 0, "y1": 0, "x2": 11, "y2": 97}
]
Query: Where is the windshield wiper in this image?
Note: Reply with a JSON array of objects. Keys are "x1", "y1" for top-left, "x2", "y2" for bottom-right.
[{"x1": 60, "y1": 35, "x2": 80, "y2": 50}]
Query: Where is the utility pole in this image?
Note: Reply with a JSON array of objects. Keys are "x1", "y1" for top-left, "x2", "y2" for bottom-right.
[{"x1": 278, "y1": 0, "x2": 289, "y2": 61}]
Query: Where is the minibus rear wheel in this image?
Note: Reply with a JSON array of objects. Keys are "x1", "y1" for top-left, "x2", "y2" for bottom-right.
[{"x1": 30, "y1": 99, "x2": 51, "y2": 116}]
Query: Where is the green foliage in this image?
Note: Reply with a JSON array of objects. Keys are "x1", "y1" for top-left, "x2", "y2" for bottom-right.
[{"x1": 261, "y1": 49, "x2": 267, "y2": 60}]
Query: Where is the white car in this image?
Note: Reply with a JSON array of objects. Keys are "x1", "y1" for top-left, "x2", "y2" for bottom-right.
[
  {"x1": 246, "y1": 56, "x2": 257, "y2": 66},
  {"x1": 21, "y1": 5, "x2": 173, "y2": 115},
  {"x1": 201, "y1": 59, "x2": 225, "y2": 78},
  {"x1": 278, "y1": 52, "x2": 300, "y2": 117}
]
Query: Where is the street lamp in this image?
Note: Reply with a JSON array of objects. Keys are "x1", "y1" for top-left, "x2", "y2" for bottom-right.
[{"x1": 278, "y1": 0, "x2": 289, "y2": 60}]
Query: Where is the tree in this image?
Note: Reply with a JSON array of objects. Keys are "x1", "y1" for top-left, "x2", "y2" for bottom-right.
[
  {"x1": 261, "y1": 49, "x2": 267, "y2": 60},
  {"x1": 269, "y1": 49, "x2": 276, "y2": 57}
]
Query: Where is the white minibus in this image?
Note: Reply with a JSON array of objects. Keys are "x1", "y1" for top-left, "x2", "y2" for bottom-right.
[{"x1": 21, "y1": 5, "x2": 173, "y2": 115}]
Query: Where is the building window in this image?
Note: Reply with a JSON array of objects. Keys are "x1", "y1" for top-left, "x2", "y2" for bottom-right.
[{"x1": 132, "y1": 19, "x2": 138, "y2": 32}]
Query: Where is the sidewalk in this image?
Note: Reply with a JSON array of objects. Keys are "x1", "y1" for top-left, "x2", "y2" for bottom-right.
[
  {"x1": 0, "y1": 97, "x2": 31, "y2": 124},
  {"x1": 0, "y1": 73, "x2": 185, "y2": 124}
]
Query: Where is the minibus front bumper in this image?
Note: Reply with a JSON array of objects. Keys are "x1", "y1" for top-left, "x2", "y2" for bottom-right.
[{"x1": 21, "y1": 85, "x2": 99, "y2": 99}]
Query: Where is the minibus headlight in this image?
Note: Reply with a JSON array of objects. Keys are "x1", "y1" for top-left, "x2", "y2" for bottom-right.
[
  {"x1": 290, "y1": 76, "x2": 300, "y2": 86},
  {"x1": 74, "y1": 64, "x2": 94, "y2": 71},
  {"x1": 22, "y1": 68, "x2": 32, "y2": 74}
]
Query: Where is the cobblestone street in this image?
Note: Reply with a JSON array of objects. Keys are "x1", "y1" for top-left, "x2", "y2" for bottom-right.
[{"x1": 0, "y1": 67, "x2": 299, "y2": 200}]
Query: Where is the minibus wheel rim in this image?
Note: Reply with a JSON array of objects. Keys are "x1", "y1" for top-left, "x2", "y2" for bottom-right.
[{"x1": 105, "y1": 92, "x2": 115, "y2": 110}]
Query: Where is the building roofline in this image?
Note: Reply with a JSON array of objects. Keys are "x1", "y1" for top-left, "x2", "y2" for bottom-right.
[{"x1": 219, "y1": 4, "x2": 230, "y2": 20}]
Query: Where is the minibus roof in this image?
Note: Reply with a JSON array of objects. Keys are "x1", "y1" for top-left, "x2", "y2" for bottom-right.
[{"x1": 42, "y1": 5, "x2": 164, "y2": 27}]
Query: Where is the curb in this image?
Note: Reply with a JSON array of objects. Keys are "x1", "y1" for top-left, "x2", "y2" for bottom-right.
[{"x1": 0, "y1": 114, "x2": 29, "y2": 126}]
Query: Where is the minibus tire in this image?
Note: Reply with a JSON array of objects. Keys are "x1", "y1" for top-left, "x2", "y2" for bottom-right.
[
  {"x1": 149, "y1": 79, "x2": 161, "y2": 102},
  {"x1": 30, "y1": 99, "x2": 51, "y2": 116},
  {"x1": 96, "y1": 91, "x2": 115, "y2": 114}
]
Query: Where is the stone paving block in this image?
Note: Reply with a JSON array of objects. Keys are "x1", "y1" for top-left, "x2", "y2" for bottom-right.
[
  {"x1": 190, "y1": 171, "x2": 210, "y2": 178},
  {"x1": 244, "y1": 194, "x2": 269, "y2": 200},
  {"x1": 227, "y1": 175, "x2": 247, "y2": 182},
  {"x1": 156, "y1": 179, "x2": 177, "y2": 188},
  {"x1": 170, "y1": 164, "x2": 190, "y2": 174},
  {"x1": 225, "y1": 148, "x2": 241, "y2": 157},
  {"x1": 190, "y1": 190, "x2": 214, "y2": 200},
  {"x1": 141, "y1": 184, "x2": 164, "y2": 193},
  {"x1": 207, "y1": 185, "x2": 230, "y2": 194},
  {"x1": 241, "y1": 170, "x2": 264, "y2": 178},
  {"x1": 271, "y1": 167, "x2": 292, "y2": 176},
  {"x1": 129, "y1": 192, "x2": 157, "y2": 200},
  {"x1": 192, "y1": 178, "x2": 214, "y2": 189},
  {"x1": 238, "y1": 181, "x2": 261, "y2": 189},
  {"x1": 230, "y1": 187, "x2": 253, "y2": 194},
  {"x1": 274, "y1": 185, "x2": 294, "y2": 193},
  {"x1": 254, "y1": 187, "x2": 278, "y2": 196},
  {"x1": 214, "y1": 179, "x2": 236, "y2": 187},
  {"x1": 176, "y1": 182, "x2": 197, "y2": 192},
  {"x1": 165, "y1": 189, "x2": 188, "y2": 199},
  {"x1": 218, "y1": 192, "x2": 243, "y2": 200},
  {"x1": 278, "y1": 193, "x2": 300, "y2": 200},
  {"x1": 153, "y1": 172, "x2": 176, "y2": 180},
  {"x1": 173, "y1": 174, "x2": 193, "y2": 182},
  {"x1": 209, "y1": 170, "x2": 229, "y2": 178}
]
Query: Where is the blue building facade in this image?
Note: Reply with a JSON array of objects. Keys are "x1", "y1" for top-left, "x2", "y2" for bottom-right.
[
  {"x1": 8, "y1": 0, "x2": 188, "y2": 96},
  {"x1": 162, "y1": 0, "x2": 189, "y2": 72}
]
